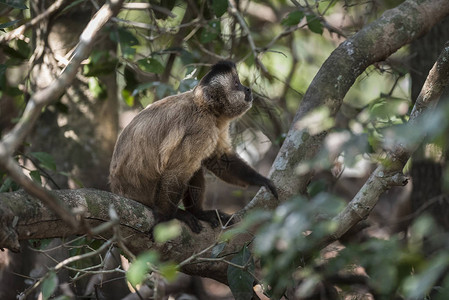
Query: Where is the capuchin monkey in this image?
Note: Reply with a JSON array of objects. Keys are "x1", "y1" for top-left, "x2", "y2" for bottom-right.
[{"x1": 109, "y1": 60, "x2": 277, "y2": 233}]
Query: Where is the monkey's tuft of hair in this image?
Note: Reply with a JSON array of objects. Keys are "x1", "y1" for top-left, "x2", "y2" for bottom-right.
[{"x1": 109, "y1": 60, "x2": 277, "y2": 234}]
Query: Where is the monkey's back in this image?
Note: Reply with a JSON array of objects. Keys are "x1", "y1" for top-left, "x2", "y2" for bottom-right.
[{"x1": 109, "y1": 92, "x2": 219, "y2": 207}]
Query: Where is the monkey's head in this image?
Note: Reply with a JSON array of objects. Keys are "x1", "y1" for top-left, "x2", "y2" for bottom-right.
[{"x1": 195, "y1": 60, "x2": 252, "y2": 118}]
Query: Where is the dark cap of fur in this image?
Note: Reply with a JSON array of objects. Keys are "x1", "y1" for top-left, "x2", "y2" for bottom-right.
[{"x1": 200, "y1": 60, "x2": 236, "y2": 86}]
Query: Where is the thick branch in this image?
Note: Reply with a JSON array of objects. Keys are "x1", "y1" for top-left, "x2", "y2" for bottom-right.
[
  {"x1": 326, "y1": 42, "x2": 449, "y2": 243},
  {"x1": 0, "y1": 189, "x2": 246, "y2": 284},
  {"x1": 243, "y1": 0, "x2": 449, "y2": 212}
]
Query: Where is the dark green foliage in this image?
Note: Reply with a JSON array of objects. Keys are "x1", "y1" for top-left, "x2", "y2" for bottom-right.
[{"x1": 227, "y1": 246, "x2": 255, "y2": 300}]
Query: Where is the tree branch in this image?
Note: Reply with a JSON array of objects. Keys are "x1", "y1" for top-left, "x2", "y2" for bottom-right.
[
  {"x1": 0, "y1": 0, "x2": 67, "y2": 44},
  {"x1": 325, "y1": 42, "x2": 449, "y2": 244},
  {"x1": 1, "y1": 0, "x2": 449, "y2": 287},
  {"x1": 0, "y1": 189, "x2": 246, "y2": 284},
  {"x1": 242, "y1": 0, "x2": 449, "y2": 213},
  {"x1": 0, "y1": 0, "x2": 124, "y2": 230}
]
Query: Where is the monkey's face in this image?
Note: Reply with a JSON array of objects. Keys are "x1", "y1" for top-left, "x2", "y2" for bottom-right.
[{"x1": 198, "y1": 61, "x2": 253, "y2": 118}]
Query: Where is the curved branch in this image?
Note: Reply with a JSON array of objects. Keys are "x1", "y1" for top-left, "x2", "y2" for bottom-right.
[
  {"x1": 243, "y1": 0, "x2": 449, "y2": 213},
  {"x1": 327, "y1": 42, "x2": 449, "y2": 243}
]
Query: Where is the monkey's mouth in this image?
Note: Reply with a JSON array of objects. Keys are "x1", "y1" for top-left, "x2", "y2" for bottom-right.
[{"x1": 244, "y1": 91, "x2": 253, "y2": 102}]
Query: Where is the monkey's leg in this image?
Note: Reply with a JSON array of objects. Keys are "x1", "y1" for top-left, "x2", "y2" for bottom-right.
[
  {"x1": 204, "y1": 153, "x2": 278, "y2": 198},
  {"x1": 154, "y1": 175, "x2": 203, "y2": 233},
  {"x1": 183, "y1": 168, "x2": 234, "y2": 228}
]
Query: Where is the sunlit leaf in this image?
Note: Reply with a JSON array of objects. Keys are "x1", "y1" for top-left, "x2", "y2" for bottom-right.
[
  {"x1": 153, "y1": 220, "x2": 181, "y2": 243},
  {"x1": 159, "y1": 262, "x2": 179, "y2": 281},
  {"x1": 126, "y1": 251, "x2": 159, "y2": 287},
  {"x1": 88, "y1": 77, "x2": 107, "y2": 99},
  {"x1": 121, "y1": 89, "x2": 134, "y2": 107}
]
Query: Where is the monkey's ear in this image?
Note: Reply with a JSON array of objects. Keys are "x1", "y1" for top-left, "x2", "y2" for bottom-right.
[{"x1": 195, "y1": 85, "x2": 215, "y2": 103}]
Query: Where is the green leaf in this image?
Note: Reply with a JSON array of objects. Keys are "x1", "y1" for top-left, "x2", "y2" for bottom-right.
[
  {"x1": 83, "y1": 51, "x2": 118, "y2": 76},
  {"x1": 178, "y1": 78, "x2": 198, "y2": 93},
  {"x1": 137, "y1": 58, "x2": 164, "y2": 74},
  {"x1": 281, "y1": 11, "x2": 304, "y2": 26},
  {"x1": 211, "y1": 242, "x2": 227, "y2": 258},
  {"x1": 306, "y1": 14, "x2": 323, "y2": 34},
  {"x1": 60, "y1": 0, "x2": 84, "y2": 14},
  {"x1": 0, "y1": 177, "x2": 19, "y2": 192},
  {"x1": 29, "y1": 238, "x2": 53, "y2": 250},
  {"x1": 153, "y1": 220, "x2": 181, "y2": 243},
  {"x1": 159, "y1": 262, "x2": 179, "y2": 281},
  {"x1": 227, "y1": 246, "x2": 255, "y2": 300},
  {"x1": 126, "y1": 251, "x2": 159, "y2": 287},
  {"x1": 402, "y1": 253, "x2": 449, "y2": 299},
  {"x1": 121, "y1": 89, "x2": 134, "y2": 107},
  {"x1": 41, "y1": 271, "x2": 58, "y2": 300},
  {"x1": 155, "y1": 83, "x2": 175, "y2": 99},
  {"x1": 88, "y1": 77, "x2": 107, "y2": 99},
  {"x1": 29, "y1": 170, "x2": 42, "y2": 185},
  {"x1": 132, "y1": 82, "x2": 157, "y2": 96},
  {"x1": 200, "y1": 20, "x2": 221, "y2": 43},
  {"x1": 2, "y1": 44, "x2": 28, "y2": 60},
  {"x1": 0, "y1": 64, "x2": 6, "y2": 89},
  {"x1": 30, "y1": 152, "x2": 56, "y2": 171},
  {"x1": 0, "y1": 0, "x2": 28, "y2": 9},
  {"x1": 0, "y1": 19, "x2": 21, "y2": 29},
  {"x1": 212, "y1": 0, "x2": 228, "y2": 17},
  {"x1": 16, "y1": 39, "x2": 30, "y2": 58},
  {"x1": 110, "y1": 26, "x2": 139, "y2": 47}
]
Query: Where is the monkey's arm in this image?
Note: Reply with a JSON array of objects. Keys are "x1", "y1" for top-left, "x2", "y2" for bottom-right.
[{"x1": 204, "y1": 153, "x2": 278, "y2": 198}]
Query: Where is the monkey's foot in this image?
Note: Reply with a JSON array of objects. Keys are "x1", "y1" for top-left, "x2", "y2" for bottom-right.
[
  {"x1": 153, "y1": 210, "x2": 203, "y2": 234},
  {"x1": 173, "y1": 210, "x2": 203, "y2": 233}
]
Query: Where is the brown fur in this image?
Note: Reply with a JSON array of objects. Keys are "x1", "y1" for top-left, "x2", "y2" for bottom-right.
[{"x1": 109, "y1": 61, "x2": 277, "y2": 233}]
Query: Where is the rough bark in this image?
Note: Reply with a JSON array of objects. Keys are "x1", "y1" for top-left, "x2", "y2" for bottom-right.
[
  {"x1": 0, "y1": 189, "x2": 245, "y2": 283},
  {"x1": 1, "y1": 0, "x2": 449, "y2": 286}
]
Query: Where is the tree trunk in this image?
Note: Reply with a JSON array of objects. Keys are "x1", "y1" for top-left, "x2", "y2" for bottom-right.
[{"x1": 28, "y1": 0, "x2": 118, "y2": 190}]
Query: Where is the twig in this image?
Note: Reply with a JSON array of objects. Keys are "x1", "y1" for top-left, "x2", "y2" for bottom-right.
[
  {"x1": 18, "y1": 239, "x2": 115, "y2": 300},
  {"x1": 0, "y1": 0, "x2": 67, "y2": 44},
  {"x1": 228, "y1": 0, "x2": 270, "y2": 78},
  {"x1": 178, "y1": 243, "x2": 218, "y2": 268}
]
